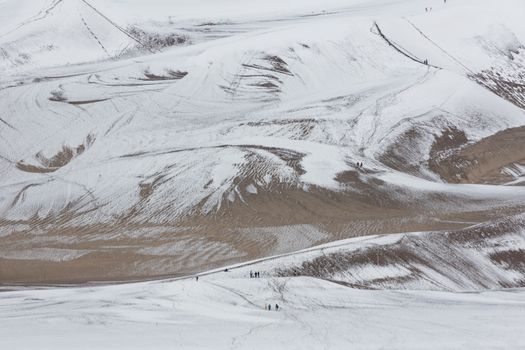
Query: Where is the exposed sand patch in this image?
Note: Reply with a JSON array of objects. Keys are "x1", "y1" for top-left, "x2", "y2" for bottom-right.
[
  {"x1": 15, "y1": 134, "x2": 95, "y2": 174},
  {"x1": 431, "y1": 126, "x2": 525, "y2": 184},
  {"x1": 2, "y1": 175, "x2": 524, "y2": 285}
]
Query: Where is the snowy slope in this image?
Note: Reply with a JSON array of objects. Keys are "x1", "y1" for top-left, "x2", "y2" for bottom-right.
[
  {"x1": 1, "y1": 246, "x2": 525, "y2": 349},
  {"x1": 3, "y1": 285, "x2": 525, "y2": 350},
  {"x1": 271, "y1": 215, "x2": 525, "y2": 291},
  {"x1": 1, "y1": 0, "x2": 525, "y2": 283}
]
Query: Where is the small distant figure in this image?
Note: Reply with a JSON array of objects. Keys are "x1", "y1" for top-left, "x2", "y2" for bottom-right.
[
  {"x1": 224, "y1": 268, "x2": 229, "y2": 272},
  {"x1": 268, "y1": 304, "x2": 272, "y2": 311},
  {"x1": 196, "y1": 276, "x2": 199, "y2": 282},
  {"x1": 250, "y1": 271, "x2": 253, "y2": 278},
  {"x1": 275, "y1": 304, "x2": 279, "y2": 311}
]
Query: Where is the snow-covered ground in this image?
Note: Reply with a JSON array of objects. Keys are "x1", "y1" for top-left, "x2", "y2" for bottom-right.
[
  {"x1": 2, "y1": 1, "x2": 525, "y2": 347},
  {"x1": 1, "y1": 0, "x2": 525, "y2": 288},
  {"x1": 2, "y1": 216, "x2": 525, "y2": 348},
  {"x1": 1, "y1": 254, "x2": 525, "y2": 349},
  {"x1": 1, "y1": 0, "x2": 524, "y2": 220}
]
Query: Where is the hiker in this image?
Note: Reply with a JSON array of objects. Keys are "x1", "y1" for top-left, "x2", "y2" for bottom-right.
[
  {"x1": 196, "y1": 276, "x2": 199, "y2": 282},
  {"x1": 250, "y1": 271, "x2": 253, "y2": 278},
  {"x1": 275, "y1": 304, "x2": 279, "y2": 311},
  {"x1": 268, "y1": 304, "x2": 272, "y2": 311},
  {"x1": 224, "y1": 268, "x2": 229, "y2": 272}
]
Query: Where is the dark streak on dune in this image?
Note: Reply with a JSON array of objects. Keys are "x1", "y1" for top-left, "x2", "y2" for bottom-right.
[
  {"x1": 16, "y1": 134, "x2": 95, "y2": 173},
  {"x1": 276, "y1": 216, "x2": 525, "y2": 291}
]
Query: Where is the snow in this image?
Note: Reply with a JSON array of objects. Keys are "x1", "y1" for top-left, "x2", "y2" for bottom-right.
[
  {"x1": 1, "y1": 0, "x2": 525, "y2": 346},
  {"x1": 2, "y1": 218, "x2": 525, "y2": 348},
  {"x1": 0, "y1": 248, "x2": 90, "y2": 262},
  {"x1": 1, "y1": 0, "x2": 525, "y2": 224},
  {"x1": 1, "y1": 267, "x2": 525, "y2": 349},
  {"x1": 503, "y1": 163, "x2": 525, "y2": 185}
]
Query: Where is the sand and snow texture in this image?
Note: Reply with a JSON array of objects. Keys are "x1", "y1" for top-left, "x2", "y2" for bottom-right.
[
  {"x1": 2, "y1": 229, "x2": 525, "y2": 349},
  {"x1": 1, "y1": 0, "x2": 525, "y2": 283}
]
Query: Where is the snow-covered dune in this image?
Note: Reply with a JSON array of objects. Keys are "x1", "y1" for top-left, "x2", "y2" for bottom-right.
[
  {"x1": 3, "y1": 279, "x2": 525, "y2": 349},
  {"x1": 1, "y1": 0, "x2": 525, "y2": 283},
  {"x1": 1, "y1": 226, "x2": 525, "y2": 349},
  {"x1": 274, "y1": 215, "x2": 525, "y2": 291}
]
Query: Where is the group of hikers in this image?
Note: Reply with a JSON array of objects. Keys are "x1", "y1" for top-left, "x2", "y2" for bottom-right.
[
  {"x1": 195, "y1": 270, "x2": 282, "y2": 311},
  {"x1": 265, "y1": 303, "x2": 280, "y2": 311},
  {"x1": 356, "y1": 161, "x2": 364, "y2": 168},
  {"x1": 195, "y1": 269, "x2": 262, "y2": 279}
]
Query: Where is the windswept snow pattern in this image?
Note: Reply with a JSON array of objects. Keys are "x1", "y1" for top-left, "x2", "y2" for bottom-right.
[{"x1": 1, "y1": 0, "x2": 525, "y2": 283}]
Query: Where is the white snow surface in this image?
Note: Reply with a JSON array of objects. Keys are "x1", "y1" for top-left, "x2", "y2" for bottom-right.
[
  {"x1": 1, "y1": 0, "x2": 525, "y2": 222},
  {"x1": 2, "y1": 2, "x2": 525, "y2": 346}
]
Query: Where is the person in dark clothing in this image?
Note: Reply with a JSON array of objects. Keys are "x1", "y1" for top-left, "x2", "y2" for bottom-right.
[
  {"x1": 196, "y1": 276, "x2": 199, "y2": 282},
  {"x1": 250, "y1": 271, "x2": 253, "y2": 278},
  {"x1": 275, "y1": 304, "x2": 279, "y2": 311},
  {"x1": 268, "y1": 304, "x2": 271, "y2": 311}
]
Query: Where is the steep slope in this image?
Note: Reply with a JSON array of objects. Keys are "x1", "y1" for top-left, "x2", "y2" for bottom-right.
[
  {"x1": 1, "y1": 0, "x2": 525, "y2": 283},
  {"x1": 0, "y1": 0, "x2": 137, "y2": 74}
]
